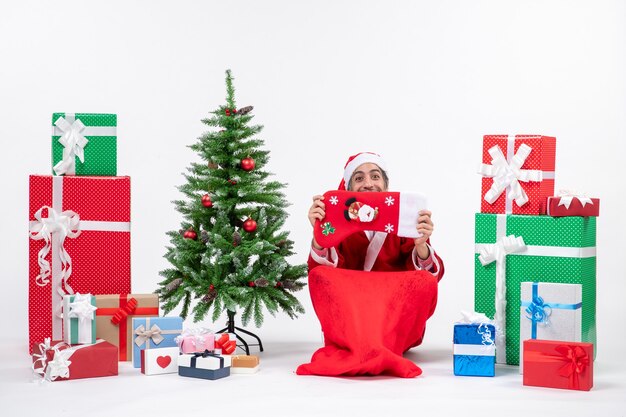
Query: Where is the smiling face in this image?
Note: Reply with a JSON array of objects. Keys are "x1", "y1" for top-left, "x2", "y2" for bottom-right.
[{"x1": 348, "y1": 163, "x2": 388, "y2": 192}]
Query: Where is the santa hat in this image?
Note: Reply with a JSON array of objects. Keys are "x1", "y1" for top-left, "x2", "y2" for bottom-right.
[{"x1": 338, "y1": 152, "x2": 388, "y2": 190}]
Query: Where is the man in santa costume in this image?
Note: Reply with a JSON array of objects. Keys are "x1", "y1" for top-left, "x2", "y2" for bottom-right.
[
  {"x1": 307, "y1": 152, "x2": 444, "y2": 276},
  {"x1": 297, "y1": 152, "x2": 445, "y2": 378}
]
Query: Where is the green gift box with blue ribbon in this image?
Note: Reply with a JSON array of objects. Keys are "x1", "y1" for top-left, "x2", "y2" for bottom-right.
[
  {"x1": 51, "y1": 113, "x2": 117, "y2": 176},
  {"x1": 519, "y1": 281, "x2": 582, "y2": 372},
  {"x1": 474, "y1": 213, "x2": 596, "y2": 366}
]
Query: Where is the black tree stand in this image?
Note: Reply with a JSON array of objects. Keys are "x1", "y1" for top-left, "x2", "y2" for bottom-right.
[{"x1": 216, "y1": 310, "x2": 264, "y2": 355}]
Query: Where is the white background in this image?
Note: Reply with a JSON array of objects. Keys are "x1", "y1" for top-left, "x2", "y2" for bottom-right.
[{"x1": 1, "y1": 0, "x2": 625, "y2": 415}]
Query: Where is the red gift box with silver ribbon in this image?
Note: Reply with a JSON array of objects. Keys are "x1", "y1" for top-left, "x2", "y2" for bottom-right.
[
  {"x1": 28, "y1": 175, "x2": 131, "y2": 353},
  {"x1": 478, "y1": 135, "x2": 556, "y2": 215},
  {"x1": 523, "y1": 339, "x2": 593, "y2": 391},
  {"x1": 546, "y1": 191, "x2": 600, "y2": 217}
]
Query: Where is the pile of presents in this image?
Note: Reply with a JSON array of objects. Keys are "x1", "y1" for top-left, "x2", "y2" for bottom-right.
[
  {"x1": 29, "y1": 113, "x2": 259, "y2": 382},
  {"x1": 453, "y1": 134, "x2": 598, "y2": 391}
]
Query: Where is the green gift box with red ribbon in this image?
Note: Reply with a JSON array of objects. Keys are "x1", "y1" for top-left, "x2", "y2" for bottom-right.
[
  {"x1": 51, "y1": 113, "x2": 117, "y2": 176},
  {"x1": 474, "y1": 213, "x2": 596, "y2": 366},
  {"x1": 95, "y1": 294, "x2": 159, "y2": 361}
]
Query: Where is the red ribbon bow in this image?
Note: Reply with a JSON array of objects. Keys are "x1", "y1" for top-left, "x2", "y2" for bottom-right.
[
  {"x1": 111, "y1": 297, "x2": 138, "y2": 325},
  {"x1": 215, "y1": 334, "x2": 237, "y2": 354},
  {"x1": 555, "y1": 344, "x2": 589, "y2": 389}
]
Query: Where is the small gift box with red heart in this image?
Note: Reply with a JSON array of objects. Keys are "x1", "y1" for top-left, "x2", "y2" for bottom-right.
[
  {"x1": 131, "y1": 316, "x2": 183, "y2": 368},
  {"x1": 176, "y1": 328, "x2": 215, "y2": 354},
  {"x1": 141, "y1": 346, "x2": 179, "y2": 375},
  {"x1": 523, "y1": 339, "x2": 593, "y2": 391},
  {"x1": 546, "y1": 192, "x2": 600, "y2": 217},
  {"x1": 214, "y1": 333, "x2": 237, "y2": 354}
]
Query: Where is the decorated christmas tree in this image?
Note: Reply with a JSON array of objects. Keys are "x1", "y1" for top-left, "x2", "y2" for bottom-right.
[{"x1": 157, "y1": 70, "x2": 307, "y2": 331}]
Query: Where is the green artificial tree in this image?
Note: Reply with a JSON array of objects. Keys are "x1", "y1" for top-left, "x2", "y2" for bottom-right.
[{"x1": 157, "y1": 70, "x2": 307, "y2": 349}]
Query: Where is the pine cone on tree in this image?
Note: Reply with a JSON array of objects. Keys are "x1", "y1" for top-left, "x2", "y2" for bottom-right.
[
  {"x1": 208, "y1": 161, "x2": 219, "y2": 169},
  {"x1": 282, "y1": 280, "x2": 296, "y2": 290},
  {"x1": 238, "y1": 106, "x2": 253, "y2": 115},
  {"x1": 254, "y1": 277, "x2": 269, "y2": 287},
  {"x1": 232, "y1": 231, "x2": 242, "y2": 246},
  {"x1": 201, "y1": 230, "x2": 209, "y2": 243},
  {"x1": 166, "y1": 278, "x2": 183, "y2": 292},
  {"x1": 202, "y1": 287, "x2": 218, "y2": 303},
  {"x1": 178, "y1": 229, "x2": 185, "y2": 236}
]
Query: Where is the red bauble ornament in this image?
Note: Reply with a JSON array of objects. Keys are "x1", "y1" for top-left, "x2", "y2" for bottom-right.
[
  {"x1": 183, "y1": 228, "x2": 197, "y2": 240},
  {"x1": 248, "y1": 281, "x2": 255, "y2": 287},
  {"x1": 225, "y1": 109, "x2": 231, "y2": 116},
  {"x1": 242, "y1": 218, "x2": 257, "y2": 233},
  {"x1": 232, "y1": 108, "x2": 238, "y2": 114},
  {"x1": 228, "y1": 179, "x2": 237, "y2": 185},
  {"x1": 201, "y1": 194, "x2": 213, "y2": 208},
  {"x1": 275, "y1": 282, "x2": 283, "y2": 288},
  {"x1": 240, "y1": 157, "x2": 255, "y2": 172},
  {"x1": 209, "y1": 284, "x2": 214, "y2": 290}
]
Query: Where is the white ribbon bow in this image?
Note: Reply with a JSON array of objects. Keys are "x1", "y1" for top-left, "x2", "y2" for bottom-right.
[
  {"x1": 32, "y1": 338, "x2": 72, "y2": 382},
  {"x1": 67, "y1": 293, "x2": 97, "y2": 324},
  {"x1": 29, "y1": 206, "x2": 81, "y2": 291},
  {"x1": 557, "y1": 189, "x2": 594, "y2": 209},
  {"x1": 134, "y1": 324, "x2": 164, "y2": 346},
  {"x1": 478, "y1": 144, "x2": 543, "y2": 208},
  {"x1": 53, "y1": 116, "x2": 89, "y2": 176},
  {"x1": 478, "y1": 235, "x2": 526, "y2": 362}
]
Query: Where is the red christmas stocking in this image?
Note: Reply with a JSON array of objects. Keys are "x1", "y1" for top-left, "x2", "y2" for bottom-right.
[{"x1": 313, "y1": 190, "x2": 428, "y2": 248}]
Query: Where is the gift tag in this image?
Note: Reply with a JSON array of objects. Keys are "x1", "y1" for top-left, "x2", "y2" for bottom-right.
[{"x1": 141, "y1": 347, "x2": 179, "y2": 375}]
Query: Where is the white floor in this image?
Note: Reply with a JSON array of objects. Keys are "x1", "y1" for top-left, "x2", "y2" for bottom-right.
[{"x1": 2, "y1": 337, "x2": 625, "y2": 417}]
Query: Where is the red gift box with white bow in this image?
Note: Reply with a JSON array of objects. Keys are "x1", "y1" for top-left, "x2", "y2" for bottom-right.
[
  {"x1": 32, "y1": 339, "x2": 118, "y2": 382},
  {"x1": 546, "y1": 193, "x2": 600, "y2": 217},
  {"x1": 523, "y1": 339, "x2": 593, "y2": 391},
  {"x1": 478, "y1": 135, "x2": 556, "y2": 215},
  {"x1": 28, "y1": 175, "x2": 131, "y2": 353}
]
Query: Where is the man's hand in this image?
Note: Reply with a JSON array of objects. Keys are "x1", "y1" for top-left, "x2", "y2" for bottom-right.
[
  {"x1": 309, "y1": 195, "x2": 326, "y2": 250},
  {"x1": 414, "y1": 210, "x2": 433, "y2": 259}
]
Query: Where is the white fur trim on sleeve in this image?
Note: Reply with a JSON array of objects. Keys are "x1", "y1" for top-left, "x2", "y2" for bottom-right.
[{"x1": 310, "y1": 246, "x2": 339, "y2": 267}]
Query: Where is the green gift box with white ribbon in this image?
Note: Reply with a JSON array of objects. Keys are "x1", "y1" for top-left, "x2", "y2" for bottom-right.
[
  {"x1": 62, "y1": 293, "x2": 97, "y2": 345},
  {"x1": 474, "y1": 213, "x2": 596, "y2": 365},
  {"x1": 51, "y1": 113, "x2": 117, "y2": 176}
]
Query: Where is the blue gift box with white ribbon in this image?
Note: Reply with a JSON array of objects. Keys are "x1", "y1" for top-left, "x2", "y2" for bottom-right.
[
  {"x1": 519, "y1": 281, "x2": 582, "y2": 373},
  {"x1": 453, "y1": 323, "x2": 496, "y2": 377}
]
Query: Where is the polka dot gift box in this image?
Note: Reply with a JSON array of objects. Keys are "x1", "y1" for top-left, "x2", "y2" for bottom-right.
[
  {"x1": 28, "y1": 175, "x2": 131, "y2": 353},
  {"x1": 478, "y1": 135, "x2": 556, "y2": 215},
  {"x1": 474, "y1": 213, "x2": 596, "y2": 366},
  {"x1": 51, "y1": 113, "x2": 117, "y2": 176}
]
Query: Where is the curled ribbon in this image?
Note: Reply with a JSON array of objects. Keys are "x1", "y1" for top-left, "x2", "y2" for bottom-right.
[
  {"x1": 29, "y1": 206, "x2": 81, "y2": 292},
  {"x1": 53, "y1": 116, "x2": 89, "y2": 176},
  {"x1": 555, "y1": 345, "x2": 589, "y2": 390},
  {"x1": 111, "y1": 297, "x2": 138, "y2": 325},
  {"x1": 556, "y1": 189, "x2": 594, "y2": 209},
  {"x1": 134, "y1": 324, "x2": 164, "y2": 346},
  {"x1": 478, "y1": 144, "x2": 543, "y2": 208},
  {"x1": 478, "y1": 235, "x2": 526, "y2": 362}
]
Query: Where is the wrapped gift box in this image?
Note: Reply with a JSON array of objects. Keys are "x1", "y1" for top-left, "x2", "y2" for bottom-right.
[
  {"x1": 523, "y1": 340, "x2": 593, "y2": 391},
  {"x1": 474, "y1": 213, "x2": 596, "y2": 365},
  {"x1": 179, "y1": 352, "x2": 231, "y2": 380},
  {"x1": 32, "y1": 339, "x2": 118, "y2": 382},
  {"x1": 478, "y1": 134, "x2": 556, "y2": 215},
  {"x1": 230, "y1": 355, "x2": 260, "y2": 374},
  {"x1": 176, "y1": 328, "x2": 215, "y2": 354},
  {"x1": 63, "y1": 293, "x2": 97, "y2": 345},
  {"x1": 519, "y1": 282, "x2": 582, "y2": 373},
  {"x1": 51, "y1": 113, "x2": 117, "y2": 176},
  {"x1": 453, "y1": 323, "x2": 496, "y2": 377},
  {"x1": 141, "y1": 346, "x2": 180, "y2": 375},
  {"x1": 28, "y1": 175, "x2": 131, "y2": 352},
  {"x1": 546, "y1": 195, "x2": 600, "y2": 217},
  {"x1": 95, "y1": 294, "x2": 159, "y2": 361},
  {"x1": 132, "y1": 317, "x2": 183, "y2": 368}
]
